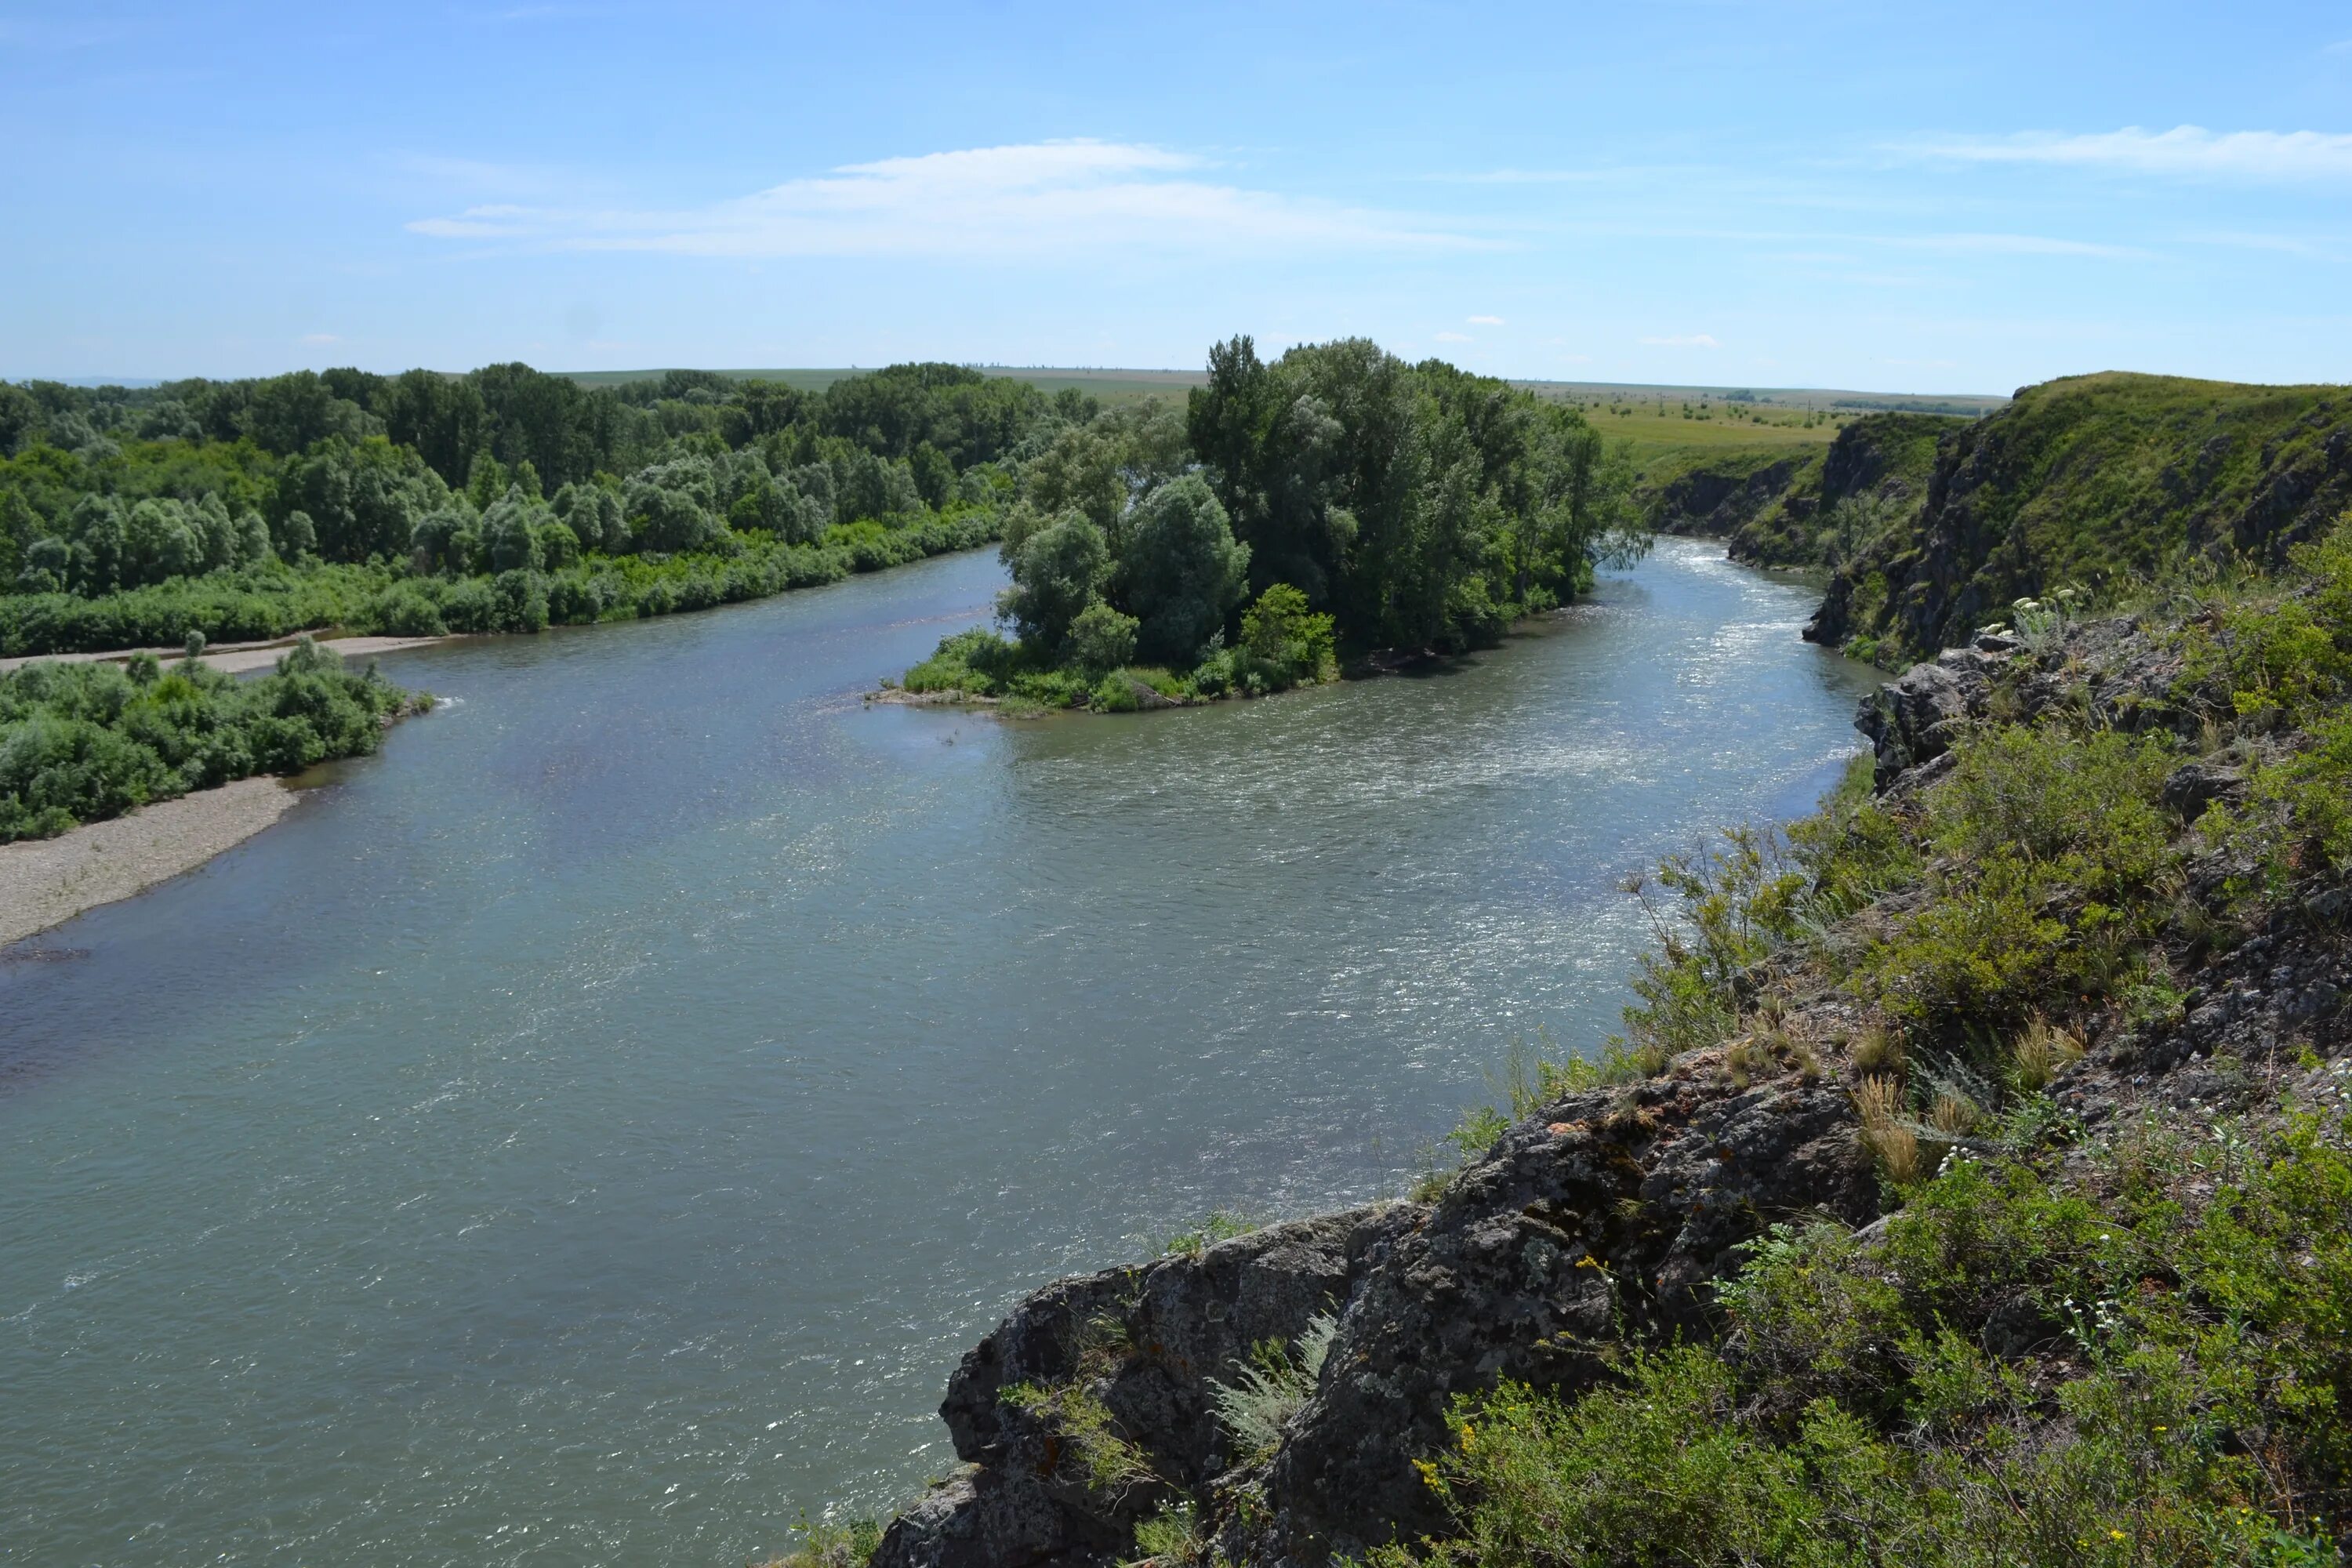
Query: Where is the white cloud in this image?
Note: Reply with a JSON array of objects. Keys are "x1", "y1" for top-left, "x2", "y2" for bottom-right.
[
  {"x1": 1905, "y1": 125, "x2": 2352, "y2": 182},
  {"x1": 1433, "y1": 330, "x2": 1473, "y2": 342},
  {"x1": 1467, "y1": 314, "x2": 1504, "y2": 325},
  {"x1": 1883, "y1": 231, "x2": 2145, "y2": 259},
  {"x1": 1639, "y1": 333, "x2": 1720, "y2": 348},
  {"x1": 407, "y1": 140, "x2": 1482, "y2": 259}
]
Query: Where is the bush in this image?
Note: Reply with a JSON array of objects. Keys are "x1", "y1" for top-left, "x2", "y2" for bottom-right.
[
  {"x1": 1239, "y1": 582, "x2": 1336, "y2": 687},
  {"x1": 904, "y1": 628, "x2": 1021, "y2": 696},
  {"x1": 0, "y1": 647, "x2": 419, "y2": 840},
  {"x1": 1393, "y1": 1112, "x2": 2352, "y2": 1568},
  {"x1": 1065, "y1": 601, "x2": 1139, "y2": 675}
]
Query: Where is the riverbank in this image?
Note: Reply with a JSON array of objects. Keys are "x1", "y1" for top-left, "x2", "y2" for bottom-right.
[
  {"x1": 0, "y1": 539, "x2": 1882, "y2": 1567},
  {"x1": 0, "y1": 776, "x2": 298, "y2": 948}
]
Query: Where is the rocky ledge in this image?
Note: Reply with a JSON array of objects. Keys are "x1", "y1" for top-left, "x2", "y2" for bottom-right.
[{"x1": 866, "y1": 612, "x2": 2351, "y2": 1568}]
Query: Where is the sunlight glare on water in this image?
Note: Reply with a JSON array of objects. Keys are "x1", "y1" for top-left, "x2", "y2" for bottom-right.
[{"x1": 0, "y1": 539, "x2": 1878, "y2": 1565}]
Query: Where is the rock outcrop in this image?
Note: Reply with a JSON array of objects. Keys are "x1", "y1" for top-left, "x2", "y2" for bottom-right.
[
  {"x1": 1647, "y1": 455, "x2": 1811, "y2": 538},
  {"x1": 864, "y1": 609, "x2": 2351, "y2": 1568},
  {"x1": 1808, "y1": 374, "x2": 2352, "y2": 658}
]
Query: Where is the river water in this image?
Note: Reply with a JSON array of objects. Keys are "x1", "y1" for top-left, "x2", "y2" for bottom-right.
[{"x1": 0, "y1": 539, "x2": 1877, "y2": 1566}]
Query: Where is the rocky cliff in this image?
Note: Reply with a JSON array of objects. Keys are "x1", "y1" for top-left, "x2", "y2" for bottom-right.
[
  {"x1": 1808, "y1": 372, "x2": 2352, "y2": 660},
  {"x1": 860, "y1": 576, "x2": 2352, "y2": 1566},
  {"x1": 1641, "y1": 414, "x2": 1955, "y2": 569}
]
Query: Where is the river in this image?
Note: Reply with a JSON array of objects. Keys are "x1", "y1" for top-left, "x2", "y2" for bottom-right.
[{"x1": 0, "y1": 539, "x2": 1878, "y2": 1566}]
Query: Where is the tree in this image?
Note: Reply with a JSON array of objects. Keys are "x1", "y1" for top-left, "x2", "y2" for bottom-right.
[
  {"x1": 625, "y1": 456, "x2": 725, "y2": 553},
  {"x1": 1240, "y1": 583, "x2": 1335, "y2": 681},
  {"x1": 1065, "y1": 601, "x2": 1138, "y2": 674},
  {"x1": 241, "y1": 371, "x2": 374, "y2": 456},
  {"x1": 478, "y1": 491, "x2": 548, "y2": 572},
  {"x1": 1118, "y1": 476, "x2": 1250, "y2": 663},
  {"x1": 1026, "y1": 423, "x2": 1126, "y2": 539},
  {"x1": 276, "y1": 437, "x2": 445, "y2": 563},
  {"x1": 1000, "y1": 512, "x2": 1109, "y2": 655}
]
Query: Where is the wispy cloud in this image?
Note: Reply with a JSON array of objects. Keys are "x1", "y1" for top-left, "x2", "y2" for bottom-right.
[
  {"x1": 407, "y1": 140, "x2": 1483, "y2": 259},
  {"x1": 1902, "y1": 125, "x2": 2352, "y2": 182},
  {"x1": 1467, "y1": 314, "x2": 1504, "y2": 325},
  {"x1": 1433, "y1": 330, "x2": 1473, "y2": 343},
  {"x1": 1639, "y1": 333, "x2": 1720, "y2": 348},
  {"x1": 1884, "y1": 231, "x2": 2147, "y2": 259}
]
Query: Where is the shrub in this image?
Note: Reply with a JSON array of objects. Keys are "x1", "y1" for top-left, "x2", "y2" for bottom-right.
[
  {"x1": 1065, "y1": 601, "x2": 1139, "y2": 675},
  {"x1": 1208, "y1": 1314, "x2": 1338, "y2": 1464},
  {"x1": 1391, "y1": 1113, "x2": 2352, "y2": 1568},
  {"x1": 0, "y1": 649, "x2": 419, "y2": 840},
  {"x1": 1000, "y1": 1381, "x2": 1157, "y2": 1498},
  {"x1": 1239, "y1": 583, "x2": 1336, "y2": 687}
]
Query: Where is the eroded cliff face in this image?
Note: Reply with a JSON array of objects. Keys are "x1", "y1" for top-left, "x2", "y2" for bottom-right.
[
  {"x1": 1808, "y1": 376, "x2": 2352, "y2": 659},
  {"x1": 1646, "y1": 454, "x2": 1814, "y2": 539},
  {"x1": 866, "y1": 608, "x2": 2352, "y2": 1568}
]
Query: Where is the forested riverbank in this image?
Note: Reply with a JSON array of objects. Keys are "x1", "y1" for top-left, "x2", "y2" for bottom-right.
[{"x1": 0, "y1": 361, "x2": 1070, "y2": 657}]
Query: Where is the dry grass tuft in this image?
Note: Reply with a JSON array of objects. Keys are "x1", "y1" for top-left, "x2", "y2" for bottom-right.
[
  {"x1": 1854, "y1": 1075, "x2": 1922, "y2": 1185},
  {"x1": 2011, "y1": 1014, "x2": 2085, "y2": 1091},
  {"x1": 1849, "y1": 1023, "x2": 1905, "y2": 1077}
]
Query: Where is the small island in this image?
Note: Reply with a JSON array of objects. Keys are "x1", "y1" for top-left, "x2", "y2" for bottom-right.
[{"x1": 891, "y1": 336, "x2": 1646, "y2": 713}]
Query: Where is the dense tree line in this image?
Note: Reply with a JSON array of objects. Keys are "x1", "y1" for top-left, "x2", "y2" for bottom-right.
[
  {"x1": 906, "y1": 336, "x2": 1646, "y2": 710},
  {"x1": 2, "y1": 342, "x2": 1643, "y2": 681},
  {"x1": 0, "y1": 361, "x2": 1069, "y2": 655}
]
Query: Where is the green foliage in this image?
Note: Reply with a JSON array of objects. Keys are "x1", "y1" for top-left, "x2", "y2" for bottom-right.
[
  {"x1": 1815, "y1": 373, "x2": 2352, "y2": 660},
  {"x1": 1120, "y1": 474, "x2": 1250, "y2": 663},
  {"x1": 1393, "y1": 1112, "x2": 2352, "y2": 1567},
  {"x1": 1712, "y1": 412, "x2": 1955, "y2": 571},
  {"x1": 1001, "y1": 512, "x2": 1112, "y2": 655},
  {"x1": 1238, "y1": 583, "x2": 1337, "y2": 687},
  {"x1": 0, "y1": 360, "x2": 1037, "y2": 660},
  {"x1": 890, "y1": 336, "x2": 1641, "y2": 705},
  {"x1": 1189, "y1": 336, "x2": 1642, "y2": 654},
  {"x1": 1128, "y1": 1498, "x2": 1209, "y2": 1568},
  {"x1": 0, "y1": 637, "x2": 419, "y2": 840},
  {"x1": 1002, "y1": 1380, "x2": 1158, "y2": 1498},
  {"x1": 1068, "y1": 601, "x2": 1141, "y2": 676},
  {"x1": 1208, "y1": 1314, "x2": 1338, "y2": 1465},
  {"x1": 757, "y1": 1512, "x2": 884, "y2": 1568},
  {"x1": 1160, "y1": 1210, "x2": 1259, "y2": 1259},
  {"x1": 1857, "y1": 724, "x2": 2178, "y2": 1029},
  {"x1": 1618, "y1": 825, "x2": 1812, "y2": 1063},
  {"x1": 2183, "y1": 515, "x2": 2352, "y2": 893}
]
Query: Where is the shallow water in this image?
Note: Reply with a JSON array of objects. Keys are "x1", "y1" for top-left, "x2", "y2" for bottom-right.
[{"x1": 0, "y1": 539, "x2": 1878, "y2": 1566}]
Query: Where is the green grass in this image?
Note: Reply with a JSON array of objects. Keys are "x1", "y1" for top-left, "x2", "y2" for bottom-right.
[{"x1": 1386, "y1": 1105, "x2": 2352, "y2": 1567}]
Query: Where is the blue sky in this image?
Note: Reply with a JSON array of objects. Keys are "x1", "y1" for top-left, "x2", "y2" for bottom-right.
[{"x1": 4, "y1": 2, "x2": 2349, "y2": 392}]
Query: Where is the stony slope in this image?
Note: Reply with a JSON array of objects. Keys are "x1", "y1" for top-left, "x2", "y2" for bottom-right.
[{"x1": 860, "y1": 571, "x2": 2352, "y2": 1567}]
